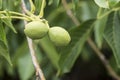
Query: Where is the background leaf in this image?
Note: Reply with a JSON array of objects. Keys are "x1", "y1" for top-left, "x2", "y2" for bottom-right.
[
  {"x1": 38, "y1": 36, "x2": 59, "y2": 70},
  {"x1": 94, "y1": 0, "x2": 109, "y2": 8},
  {"x1": 94, "y1": 16, "x2": 107, "y2": 48},
  {"x1": 18, "y1": 53, "x2": 34, "y2": 80},
  {"x1": 108, "y1": 0, "x2": 120, "y2": 8},
  {"x1": 0, "y1": 0, "x2": 2, "y2": 9},
  {"x1": 0, "y1": 21, "x2": 12, "y2": 65},
  {"x1": 1, "y1": 12, "x2": 17, "y2": 33},
  {"x1": 104, "y1": 11, "x2": 120, "y2": 67},
  {"x1": 58, "y1": 19, "x2": 96, "y2": 75}
]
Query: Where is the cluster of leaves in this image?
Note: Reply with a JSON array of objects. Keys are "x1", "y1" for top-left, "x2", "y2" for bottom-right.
[{"x1": 0, "y1": 0, "x2": 120, "y2": 80}]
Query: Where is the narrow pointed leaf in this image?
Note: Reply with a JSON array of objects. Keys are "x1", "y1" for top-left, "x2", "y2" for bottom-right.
[
  {"x1": 1, "y1": 12, "x2": 17, "y2": 33},
  {"x1": 0, "y1": 22, "x2": 12, "y2": 65}
]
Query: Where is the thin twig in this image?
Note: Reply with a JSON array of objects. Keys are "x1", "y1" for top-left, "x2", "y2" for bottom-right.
[
  {"x1": 21, "y1": 0, "x2": 46, "y2": 80},
  {"x1": 62, "y1": 0, "x2": 120, "y2": 80},
  {"x1": 87, "y1": 38, "x2": 120, "y2": 80},
  {"x1": 62, "y1": 0, "x2": 80, "y2": 26}
]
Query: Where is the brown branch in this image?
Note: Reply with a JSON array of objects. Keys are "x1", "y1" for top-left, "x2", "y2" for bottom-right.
[
  {"x1": 62, "y1": 0, "x2": 80, "y2": 26},
  {"x1": 21, "y1": 0, "x2": 46, "y2": 80},
  {"x1": 87, "y1": 38, "x2": 120, "y2": 80},
  {"x1": 62, "y1": 0, "x2": 120, "y2": 80}
]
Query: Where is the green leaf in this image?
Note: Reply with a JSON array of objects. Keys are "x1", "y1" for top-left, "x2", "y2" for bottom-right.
[
  {"x1": 34, "y1": 0, "x2": 42, "y2": 14},
  {"x1": 54, "y1": 0, "x2": 60, "y2": 6},
  {"x1": 94, "y1": 0, "x2": 109, "y2": 8},
  {"x1": 39, "y1": 36, "x2": 59, "y2": 69},
  {"x1": 0, "y1": 0, "x2": 2, "y2": 9},
  {"x1": 18, "y1": 53, "x2": 34, "y2": 80},
  {"x1": 94, "y1": 16, "x2": 107, "y2": 48},
  {"x1": 58, "y1": 19, "x2": 96, "y2": 75},
  {"x1": 104, "y1": 11, "x2": 120, "y2": 67},
  {"x1": 48, "y1": 0, "x2": 60, "y2": 6},
  {"x1": 13, "y1": 41, "x2": 42, "y2": 80},
  {"x1": 0, "y1": 12, "x2": 17, "y2": 33},
  {"x1": 12, "y1": 41, "x2": 29, "y2": 65},
  {"x1": 113, "y1": 1, "x2": 120, "y2": 8},
  {"x1": 35, "y1": 0, "x2": 46, "y2": 15},
  {"x1": 0, "y1": 41, "x2": 12, "y2": 66},
  {"x1": 13, "y1": 42, "x2": 35, "y2": 80},
  {"x1": 0, "y1": 22, "x2": 7, "y2": 45},
  {"x1": 0, "y1": 22, "x2": 12, "y2": 65},
  {"x1": 48, "y1": 0, "x2": 53, "y2": 5},
  {"x1": 72, "y1": 0, "x2": 79, "y2": 10},
  {"x1": 108, "y1": 0, "x2": 120, "y2": 8}
]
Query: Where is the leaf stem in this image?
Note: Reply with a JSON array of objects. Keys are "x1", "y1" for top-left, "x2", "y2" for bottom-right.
[
  {"x1": 0, "y1": 16, "x2": 29, "y2": 21},
  {"x1": 97, "y1": 7, "x2": 120, "y2": 19},
  {"x1": 0, "y1": 11, "x2": 33, "y2": 21},
  {"x1": 29, "y1": 0, "x2": 36, "y2": 13},
  {"x1": 97, "y1": 10, "x2": 113, "y2": 19},
  {"x1": 39, "y1": 0, "x2": 45, "y2": 18}
]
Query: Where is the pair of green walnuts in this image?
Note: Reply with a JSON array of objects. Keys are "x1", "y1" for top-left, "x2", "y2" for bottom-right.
[{"x1": 24, "y1": 20, "x2": 71, "y2": 46}]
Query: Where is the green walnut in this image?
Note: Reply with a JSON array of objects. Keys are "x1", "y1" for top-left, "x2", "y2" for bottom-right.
[
  {"x1": 48, "y1": 26, "x2": 71, "y2": 46},
  {"x1": 24, "y1": 21, "x2": 49, "y2": 39}
]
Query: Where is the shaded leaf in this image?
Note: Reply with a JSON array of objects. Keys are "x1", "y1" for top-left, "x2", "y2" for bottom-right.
[
  {"x1": 13, "y1": 42, "x2": 35, "y2": 80},
  {"x1": 48, "y1": 0, "x2": 60, "y2": 6},
  {"x1": 0, "y1": 41, "x2": 12, "y2": 66},
  {"x1": 72, "y1": 0, "x2": 79, "y2": 11},
  {"x1": 48, "y1": 0, "x2": 53, "y2": 5},
  {"x1": 1, "y1": 12, "x2": 17, "y2": 33},
  {"x1": 104, "y1": 11, "x2": 120, "y2": 67},
  {"x1": 58, "y1": 19, "x2": 96, "y2": 75},
  {"x1": 34, "y1": 0, "x2": 46, "y2": 15},
  {"x1": 113, "y1": 1, "x2": 120, "y2": 8},
  {"x1": 12, "y1": 41, "x2": 29, "y2": 66},
  {"x1": 0, "y1": 22, "x2": 12, "y2": 65},
  {"x1": 108, "y1": 0, "x2": 120, "y2": 8},
  {"x1": 34, "y1": 0, "x2": 42, "y2": 14},
  {"x1": 39, "y1": 36, "x2": 59, "y2": 69},
  {"x1": 54, "y1": 0, "x2": 60, "y2": 6},
  {"x1": 0, "y1": 0, "x2": 2, "y2": 9},
  {"x1": 13, "y1": 41, "x2": 42, "y2": 80},
  {"x1": 18, "y1": 53, "x2": 34, "y2": 80}
]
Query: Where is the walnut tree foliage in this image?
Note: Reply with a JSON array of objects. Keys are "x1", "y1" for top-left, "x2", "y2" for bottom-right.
[{"x1": 0, "y1": 0, "x2": 120, "y2": 80}]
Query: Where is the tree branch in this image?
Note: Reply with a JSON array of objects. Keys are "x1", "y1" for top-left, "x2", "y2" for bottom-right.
[
  {"x1": 62, "y1": 0, "x2": 80, "y2": 26},
  {"x1": 62, "y1": 0, "x2": 120, "y2": 79},
  {"x1": 21, "y1": 0, "x2": 46, "y2": 80}
]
